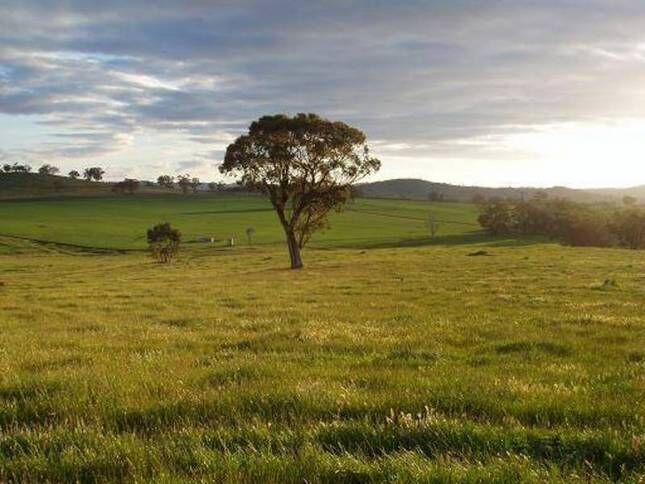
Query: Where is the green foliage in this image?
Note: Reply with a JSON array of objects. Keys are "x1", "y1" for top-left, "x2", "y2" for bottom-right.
[
  {"x1": 479, "y1": 198, "x2": 645, "y2": 249},
  {"x1": 2, "y1": 162, "x2": 31, "y2": 173},
  {"x1": 477, "y1": 199, "x2": 516, "y2": 235},
  {"x1": 83, "y1": 166, "x2": 105, "y2": 181},
  {"x1": 220, "y1": 113, "x2": 381, "y2": 268},
  {"x1": 156, "y1": 175, "x2": 174, "y2": 188},
  {"x1": 68, "y1": 170, "x2": 80, "y2": 179},
  {"x1": 177, "y1": 174, "x2": 199, "y2": 194},
  {"x1": 37, "y1": 164, "x2": 59, "y2": 175},
  {"x1": 146, "y1": 223, "x2": 181, "y2": 263}
]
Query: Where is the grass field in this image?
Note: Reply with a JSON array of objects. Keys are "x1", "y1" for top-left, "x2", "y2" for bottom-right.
[
  {"x1": 0, "y1": 195, "x2": 643, "y2": 482},
  {"x1": 0, "y1": 195, "x2": 479, "y2": 250}
]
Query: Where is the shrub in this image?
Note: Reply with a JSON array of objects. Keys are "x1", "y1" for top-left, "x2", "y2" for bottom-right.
[
  {"x1": 146, "y1": 223, "x2": 181, "y2": 263},
  {"x1": 477, "y1": 199, "x2": 515, "y2": 235}
]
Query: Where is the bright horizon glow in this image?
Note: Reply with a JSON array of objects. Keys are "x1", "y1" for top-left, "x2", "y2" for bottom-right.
[{"x1": 371, "y1": 120, "x2": 645, "y2": 189}]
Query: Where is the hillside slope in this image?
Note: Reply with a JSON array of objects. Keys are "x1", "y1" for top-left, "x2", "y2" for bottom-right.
[
  {"x1": 0, "y1": 173, "x2": 170, "y2": 199},
  {"x1": 357, "y1": 178, "x2": 645, "y2": 203}
]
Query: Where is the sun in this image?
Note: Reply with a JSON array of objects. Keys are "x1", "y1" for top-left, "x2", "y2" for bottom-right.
[{"x1": 504, "y1": 120, "x2": 645, "y2": 188}]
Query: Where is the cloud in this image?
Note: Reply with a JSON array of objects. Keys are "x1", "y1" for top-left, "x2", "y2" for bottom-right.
[{"x1": 1, "y1": 1, "x2": 645, "y2": 185}]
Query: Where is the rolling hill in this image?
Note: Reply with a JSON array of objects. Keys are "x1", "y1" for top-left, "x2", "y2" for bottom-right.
[
  {"x1": 3, "y1": 173, "x2": 645, "y2": 205},
  {"x1": 0, "y1": 173, "x2": 170, "y2": 199},
  {"x1": 357, "y1": 178, "x2": 645, "y2": 204}
]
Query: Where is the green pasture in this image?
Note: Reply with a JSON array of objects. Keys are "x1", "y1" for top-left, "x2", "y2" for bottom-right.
[
  {"x1": 0, "y1": 194, "x2": 642, "y2": 482},
  {"x1": 0, "y1": 195, "x2": 479, "y2": 250}
]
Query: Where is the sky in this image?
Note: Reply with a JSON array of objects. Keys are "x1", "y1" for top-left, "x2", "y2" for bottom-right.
[{"x1": 1, "y1": 0, "x2": 645, "y2": 188}]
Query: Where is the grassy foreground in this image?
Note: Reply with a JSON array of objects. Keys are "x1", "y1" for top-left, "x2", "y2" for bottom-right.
[{"x1": 0, "y1": 239, "x2": 643, "y2": 482}]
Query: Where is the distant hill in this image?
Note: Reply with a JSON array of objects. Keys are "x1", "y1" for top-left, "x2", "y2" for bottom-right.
[
  {"x1": 0, "y1": 173, "x2": 170, "y2": 200},
  {"x1": 357, "y1": 178, "x2": 645, "y2": 204},
  {"x1": 3, "y1": 173, "x2": 645, "y2": 205}
]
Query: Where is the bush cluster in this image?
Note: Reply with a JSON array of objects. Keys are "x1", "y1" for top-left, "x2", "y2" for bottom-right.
[
  {"x1": 478, "y1": 198, "x2": 645, "y2": 249},
  {"x1": 146, "y1": 223, "x2": 181, "y2": 263}
]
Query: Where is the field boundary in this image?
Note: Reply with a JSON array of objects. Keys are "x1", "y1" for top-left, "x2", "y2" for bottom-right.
[{"x1": 0, "y1": 233, "x2": 135, "y2": 254}]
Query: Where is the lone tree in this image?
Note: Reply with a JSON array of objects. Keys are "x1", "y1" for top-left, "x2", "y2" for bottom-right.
[
  {"x1": 146, "y1": 223, "x2": 181, "y2": 263},
  {"x1": 84, "y1": 167, "x2": 105, "y2": 181},
  {"x1": 68, "y1": 170, "x2": 80, "y2": 179},
  {"x1": 220, "y1": 113, "x2": 380, "y2": 269}
]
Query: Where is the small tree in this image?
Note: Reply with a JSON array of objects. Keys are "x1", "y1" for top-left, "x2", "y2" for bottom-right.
[
  {"x1": 190, "y1": 177, "x2": 200, "y2": 193},
  {"x1": 147, "y1": 223, "x2": 181, "y2": 263},
  {"x1": 84, "y1": 167, "x2": 105, "y2": 181},
  {"x1": 177, "y1": 174, "x2": 192, "y2": 194},
  {"x1": 157, "y1": 175, "x2": 174, "y2": 188},
  {"x1": 220, "y1": 113, "x2": 380, "y2": 269},
  {"x1": 68, "y1": 170, "x2": 80, "y2": 179},
  {"x1": 246, "y1": 227, "x2": 256, "y2": 245},
  {"x1": 623, "y1": 195, "x2": 638, "y2": 207},
  {"x1": 38, "y1": 164, "x2": 59, "y2": 175}
]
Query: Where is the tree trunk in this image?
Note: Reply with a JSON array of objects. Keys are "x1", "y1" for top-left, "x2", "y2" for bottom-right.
[{"x1": 284, "y1": 228, "x2": 304, "y2": 269}]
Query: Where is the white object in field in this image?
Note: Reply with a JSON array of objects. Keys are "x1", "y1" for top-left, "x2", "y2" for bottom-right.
[{"x1": 229, "y1": 237, "x2": 235, "y2": 247}]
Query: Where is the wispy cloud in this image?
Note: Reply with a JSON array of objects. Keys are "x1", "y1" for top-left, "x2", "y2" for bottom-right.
[{"x1": 1, "y1": 1, "x2": 645, "y2": 185}]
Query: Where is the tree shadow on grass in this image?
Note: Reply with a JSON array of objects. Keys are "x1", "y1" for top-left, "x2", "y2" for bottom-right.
[{"x1": 340, "y1": 232, "x2": 546, "y2": 250}]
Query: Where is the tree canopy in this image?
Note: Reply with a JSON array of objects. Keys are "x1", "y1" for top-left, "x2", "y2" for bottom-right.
[
  {"x1": 220, "y1": 113, "x2": 380, "y2": 268},
  {"x1": 38, "y1": 164, "x2": 60, "y2": 175},
  {"x1": 83, "y1": 167, "x2": 105, "y2": 181}
]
